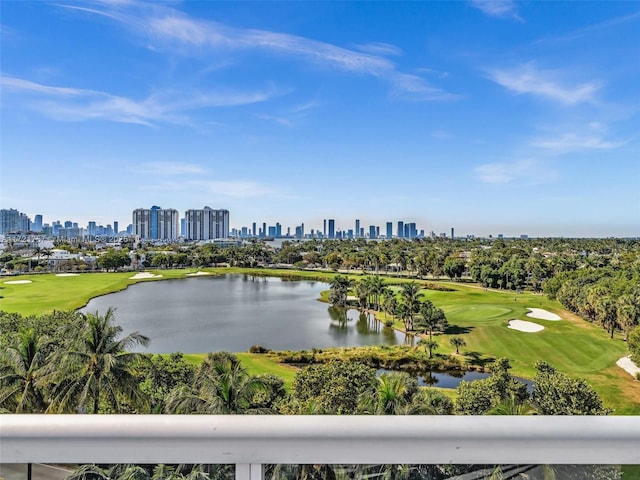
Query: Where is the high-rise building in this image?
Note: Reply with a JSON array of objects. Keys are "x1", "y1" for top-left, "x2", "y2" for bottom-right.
[
  {"x1": 184, "y1": 207, "x2": 229, "y2": 240},
  {"x1": 0, "y1": 209, "x2": 30, "y2": 234},
  {"x1": 328, "y1": 219, "x2": 335, "y2": 239},
  {"x1": 252, "y1": 222, "x2": 257, "y2": 237},
  {"x1": 369, "y1": 225, "x2": 376, "y2": 239},
  {"x1": 133, "y1": 206, "x2": 179, "y2": 240},
  {"x1": 355, "y1": 219, "x2": 360, "y2": 238},
  {"x1": 323, "y1": 219, "x2": 327, "y2": 238},
  {"x1": 451, "y1": 227, "x2": 455, "y2": 239},
  {"x1": 113, "y1": 221, "x2": 119, "y2": 235},
  {"x1": 386, "y1": 222, "x2": 393, "y2": 239},
  {"x1": 33, "y1": 214, "x2": 43, "y2": 232},
  {"x1": 87, "y1": 221, "x2": 97, "y2": 237},
  {"x1": 397, "y1": 221, "x2": 404, "y2": 238}
]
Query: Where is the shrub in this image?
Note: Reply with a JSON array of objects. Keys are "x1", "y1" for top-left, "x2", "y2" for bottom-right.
[{"x1": 248, "y1": 344, "x2": 271, "y2": 353}]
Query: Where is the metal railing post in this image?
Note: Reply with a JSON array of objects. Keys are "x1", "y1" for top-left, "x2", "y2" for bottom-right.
[{"x1": 236, "y1": 463, "x2": 264, "y2": 480}]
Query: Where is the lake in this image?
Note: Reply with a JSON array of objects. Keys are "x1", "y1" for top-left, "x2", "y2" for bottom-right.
[{"x1": 80, "y1": 274, "x2": 407, "y2": 353}]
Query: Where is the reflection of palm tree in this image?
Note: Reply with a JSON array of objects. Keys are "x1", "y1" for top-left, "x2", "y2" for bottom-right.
[
  {"x1": 0, "y1": 329, "x2": 48, "y2": 413},
  {"x1": 46, "y1": 307, "x2": 149, "y2": 413}
]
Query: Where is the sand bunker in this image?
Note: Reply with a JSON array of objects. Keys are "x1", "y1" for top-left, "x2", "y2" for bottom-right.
[
  {"x1": 508, "y1": 319, "x2": 544, "y2": 333},
  {"x1": 186, "y1": 271, "x2": 211, "y2": 277},
  {"x1": 3, "y1": 280, "x2": 33, "y2": 284},
  {"x1": 130, "y1": 272, "x2": 163, "y2": 279},
  {"x1": 526, "y1": 308, "x2": 561, "y2": 321},
  {"x1": 617, "y1": 356, "x2": 640, "y2": 379},
  {"x1": 56, "y1": 273, "x2": 80, "y2": 277}
]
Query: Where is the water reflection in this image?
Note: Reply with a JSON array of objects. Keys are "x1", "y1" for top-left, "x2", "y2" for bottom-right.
[{"x1": 79, "y1": 275, "x2": 407, "y2": 353}]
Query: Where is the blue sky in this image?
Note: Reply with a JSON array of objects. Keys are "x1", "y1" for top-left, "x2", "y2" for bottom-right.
[{"x1": 1, "y1": 0, "x2": 639, "y2": 237}]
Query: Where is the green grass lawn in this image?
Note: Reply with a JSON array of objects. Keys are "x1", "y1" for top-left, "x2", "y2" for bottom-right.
[
  {"x1": 180, "y1": 352, "x2": 298, "y2": 390},
  {"x1": 2, "y1": 269, "x2": 639, "y2": 413}
]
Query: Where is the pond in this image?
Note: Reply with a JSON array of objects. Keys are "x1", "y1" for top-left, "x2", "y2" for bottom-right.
[
  {"x1": 80, "y1": 274, "x2": 407, "y2": 353},
  {"x1": 377, "y1": 369, "x2": 535, "y2": 391}
]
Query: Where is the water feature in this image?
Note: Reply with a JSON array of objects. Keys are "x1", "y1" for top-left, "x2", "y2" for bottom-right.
[
  {"x1": 80, "y1": 274, "x2": 406, "y2": 353},
  {"x1": 376, "y1": 368, "x2": 534, "y2": 390}
]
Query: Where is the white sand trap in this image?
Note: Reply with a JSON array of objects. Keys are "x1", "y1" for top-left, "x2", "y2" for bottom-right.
[
  {"x1": 129, "y1": 272, "x2": 163, "y2": 279},
  {"x1": 617, "y1": 356, "x2": 640, "y2": 379},
  {"x1": 186, "y1": 271, "x2": 210, "y2": 276},
  {"x1": 56, "y1": 273, "x2": 80, "y2": 277},
  {"x1": 526, "y1": 308, "x2": 561, "y2": 321},
  {"x1": 3, "y1": 280, "x2": 33, "y2": 284},
  {"x1": 508, "y1": 319, "x2": 544, "y2": 333}
]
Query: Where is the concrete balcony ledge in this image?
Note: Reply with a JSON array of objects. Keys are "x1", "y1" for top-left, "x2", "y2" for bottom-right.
[{"x1": 1, "y1": 415, "x2": 640, "y2": 466}]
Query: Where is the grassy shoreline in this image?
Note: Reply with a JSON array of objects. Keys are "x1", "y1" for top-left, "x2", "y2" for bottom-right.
[{"x1": 2, "y1": 268, "x2": 639, "y2": 413}]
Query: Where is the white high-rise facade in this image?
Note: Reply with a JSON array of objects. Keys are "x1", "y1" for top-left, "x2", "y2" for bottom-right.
[
  {"x1": 185, "y1": 207, "x2": 229, "y2": 240},
  {"x1": 132, "y1": 206, "x2": 179, "y2": 240}
]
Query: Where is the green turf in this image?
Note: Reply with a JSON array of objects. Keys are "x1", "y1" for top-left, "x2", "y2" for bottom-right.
[{"x1": 179, "y1": 352, "x2": 298, "y2": 390}]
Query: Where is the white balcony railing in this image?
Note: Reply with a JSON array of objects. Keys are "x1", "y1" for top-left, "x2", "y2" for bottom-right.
[{"x1": 1, "y1": 415, "x2": 640, "y2": 479}]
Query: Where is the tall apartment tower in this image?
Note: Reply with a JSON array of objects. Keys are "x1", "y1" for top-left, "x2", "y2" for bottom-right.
[
  {"x1": 328, "y1": 219, "x2": 335, "y2": 239},
  {"x1": 355, "y1": 219, "x2": 360, "y2": 238},
  {"x1": 0, "y1": 209, "x2": 31, "y2": 234},
  {"x1": 33, "y1": 214, "x2": 43, "y2": 232},
  {"x1": 386, "y1": 222, "x2": 393, "y2": 239},
  {"x1": 397, "y1": 221, "x2": 404, "y2": 238},
  {"x1": 133, "y1": 206, "x2": 179, "y2": 240},
  {"x1": 185, "y1": 207, "x2": 229, "y2": 240},
  {"x1": 323, "y1": 219, "x2": 327, "y2": 238}
]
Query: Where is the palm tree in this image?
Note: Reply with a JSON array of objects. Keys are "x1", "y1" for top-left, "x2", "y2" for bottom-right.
[
  {"x1": 417, "y1": 300, "x2": 448, "y2": 339},
  {"x1": 357, "y1": 372, "x2": 417, "y2": 415},
  {"x1": 0, "y1": 328, "x2": 49, "y2": 413},
  {"x1": 399, "y1": 282, "x2": 422, "y2": 331},
  {"x1": 394, "y1": 301, "x2": 412, "y2": 332},
  {"x1": 328, "y1": 275, "x2": 352, "y2": 307},
  {"x1": 617, "y1": 292, "x2": 640, "y2": 340},
  {"x1": 488, "y1": 393, "x2": 538, "y2": 416},
  {"x1": 166, "y1": 353, "x2": 268, "y2": 414},
  {"x1": 450, "y1": 336, "x2": 466, "y2": 354},
  {"x1": 355, "y1": 279, "x2": 370, "y2": 309},
  {"x1": 418, "y1": 338, "x2": 439, "y2": 359},
  {"x1": 46, "y1": 307, "x2": 150, "y2": 413},
  {"x1": 381, "y1": 289, "x2": 398, "y2": 324}
]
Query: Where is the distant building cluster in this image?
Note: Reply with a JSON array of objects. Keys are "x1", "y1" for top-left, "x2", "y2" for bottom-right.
[
  {"x1": 0, "y1": 206, "x2": 230, "y2": 242},
  {"x1": 1, "y1": 207, "x2": 518, "y2": 242}
]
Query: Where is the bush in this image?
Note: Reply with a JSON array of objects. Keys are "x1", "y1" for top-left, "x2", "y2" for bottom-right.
[{"x1": 248, "y1": 344, "x2": 271, "y2": 353}]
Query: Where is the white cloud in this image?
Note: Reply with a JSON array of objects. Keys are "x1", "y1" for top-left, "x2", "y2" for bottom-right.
[
  {"x1": 130, "y1": 162, "x2": 206, "y2": 175},
  {"x1": 353, "y1": 42, "x2": 403, "y2": 57},
  {"x1": 145, "y1": 179, "x2": 276, "y2": 198},
  {"x1": 475, "y1": 159, "x2": 558, "y2": 185},
  {"x1": 470, "y1": 0, "x2": 522, "y2": 21},
  {"x1": 431, "y1": 130, "x2": 453, "y2": 139},
  {"x1": 487, "y1": 62, "x2": 599, "y2": 105},
  {"x1": 1, "y1": 75, "x2": 281, "y2": 126},
  {"x1": 196, "y1": 180, "x2": 276, "y2": 198},
  {"x1": 532, "y1": 133, "x2": 623, "y2": 153},
  {"x1": 61, "y1": 1, "x2": 455, "y2": 101},
  {"x1": 531, "y1": 123, "x2": 626, "y2": 153},
  {"x1": 255, "y1": 114, "x2": 293, "y2": 128}
]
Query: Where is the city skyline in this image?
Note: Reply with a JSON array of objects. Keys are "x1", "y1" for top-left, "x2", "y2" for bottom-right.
[
  {"x1": 2, "y1": 2, "x2": 639, "y2": 238},
  {"x1": 2, "y1": 206, "x2": 632, "y2": 240}
]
